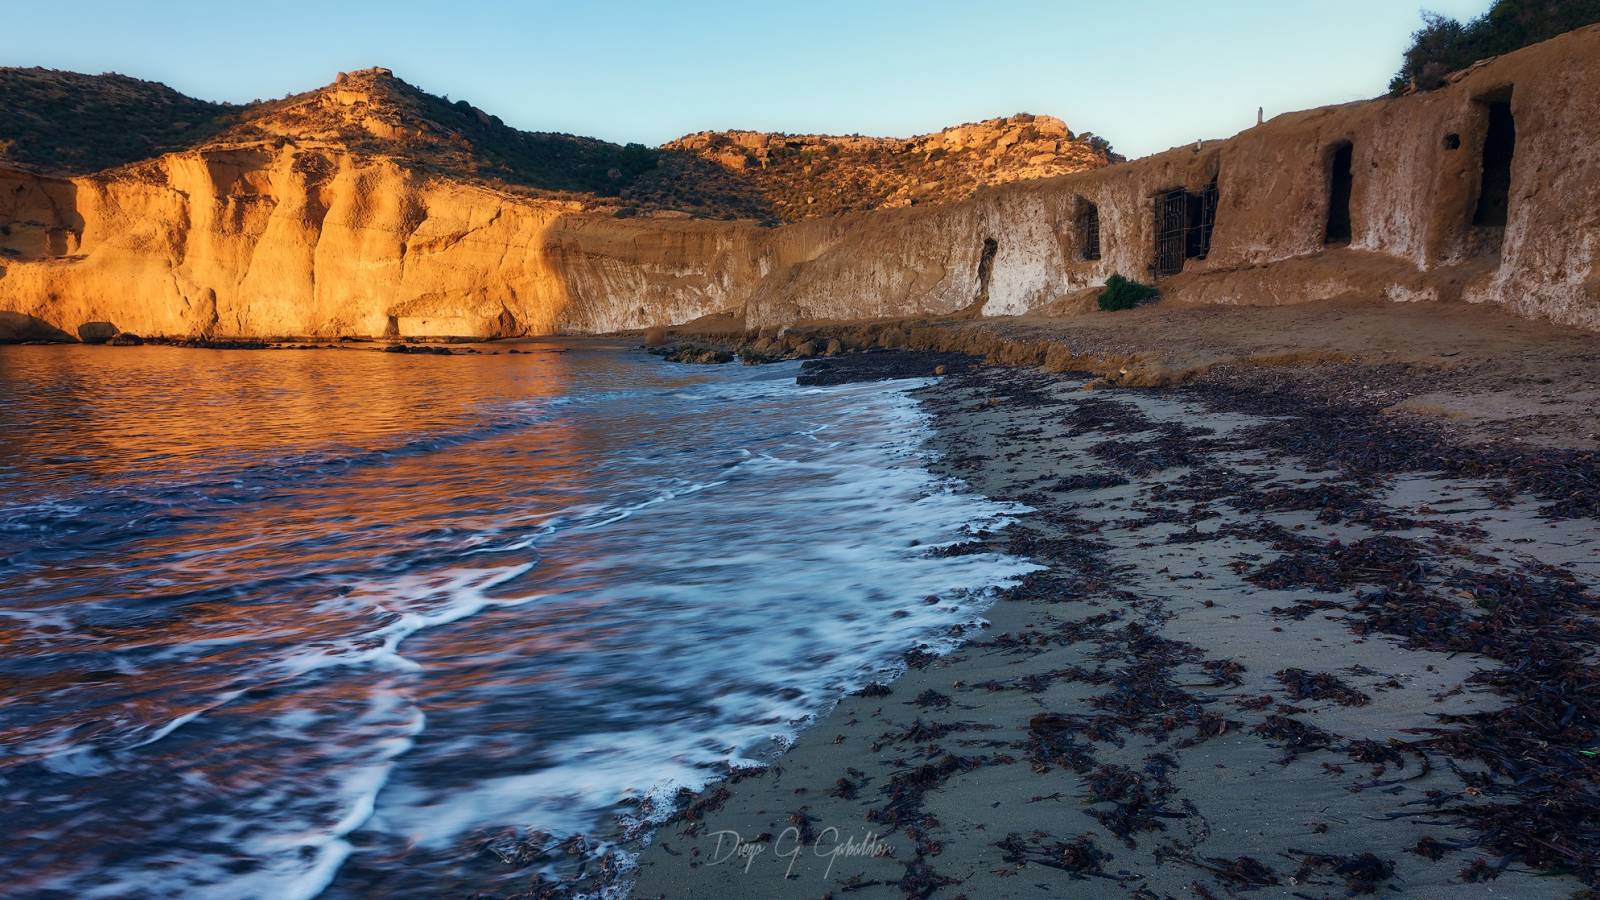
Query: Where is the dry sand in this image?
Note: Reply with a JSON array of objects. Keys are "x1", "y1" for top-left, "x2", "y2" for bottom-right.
[
  {"x1": 630, "y1": 335, "x2": 1600, "y2": 898},
  {"x1": 675, "y1": 295, "x2": 1600, "y2": 451}
]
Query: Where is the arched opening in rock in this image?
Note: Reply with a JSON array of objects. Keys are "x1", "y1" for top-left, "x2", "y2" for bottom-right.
[
  {"x1": 1076, "y1": 199, "x2": 1101, "y2": 261},
  {"x1": 1473, "y1": 91, "x2": 1516, "y2": 228},
  {"x1": 976, "y1": 237, "x2": 998, "y2": 298},
  {"x1": 1325, "y1": 141, "x2": 1354, "y2": 245}
]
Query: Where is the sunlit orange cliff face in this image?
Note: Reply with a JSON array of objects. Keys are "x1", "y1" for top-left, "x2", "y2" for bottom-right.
[{"x1": 4, "y1": 28, "x2": 1600, "y2": 341}]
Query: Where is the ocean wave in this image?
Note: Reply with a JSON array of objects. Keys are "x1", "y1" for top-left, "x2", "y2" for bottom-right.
[{"x1": 0, "y1": 347, "x2": 1036, "y2": 898}]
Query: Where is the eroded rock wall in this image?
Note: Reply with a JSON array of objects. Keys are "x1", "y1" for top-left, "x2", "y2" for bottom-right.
[
  {"x1": 0, "y1": 147, "x2": 770, "y2": 340},
  {"x1": 2, "y1": 26, "x2": 1598, "y2": 340},
  {"x1": 743, "y1": 25, "x2": 1600, "y2": 329}
]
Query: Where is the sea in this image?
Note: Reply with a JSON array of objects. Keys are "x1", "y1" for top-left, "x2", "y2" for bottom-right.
[{"x1": 0, "y1": 339, "x2": 1035, "y2": 897}]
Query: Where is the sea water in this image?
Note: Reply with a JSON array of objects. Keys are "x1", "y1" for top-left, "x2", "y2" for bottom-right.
[{"x1": 0, "y1": 339, "x2": 1035, "y2": 897}]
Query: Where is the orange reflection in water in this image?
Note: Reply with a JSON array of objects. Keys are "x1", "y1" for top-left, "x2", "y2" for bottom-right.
[
  {"x1": 0, "y1": 340, "x2": 651, "y2": 894},
  {"x1": 0, "y1": 342, "x2": 604, "y2": 752},
  {"x1": 0, "y1": 339, "x2": 1033, "y2": 897}
]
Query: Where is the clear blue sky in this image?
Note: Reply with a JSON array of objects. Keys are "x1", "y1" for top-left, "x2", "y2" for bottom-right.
[{"x1": 3, "y1": 0, "x2": 1492, "y2": 159}]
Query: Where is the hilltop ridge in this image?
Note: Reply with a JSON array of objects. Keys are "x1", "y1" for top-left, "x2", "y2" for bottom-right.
[
  {"x1": 0, "y1": 65, "x2": 1116, "y2": 223},
  {"x1": 0, "y1": 67, "x2": 237, "y2": 174},
  {"x1": 645, "y1": 114, "x2": 1119, "y2": 222},
  {"x1": 199, "y1": 67, "x2": 660, "y2": 198}
]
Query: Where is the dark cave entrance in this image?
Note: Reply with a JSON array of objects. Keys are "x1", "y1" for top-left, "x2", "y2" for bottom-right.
[
  {"x1": 1154, "y1": 178, "x2": 1217, "y2": 276},
  {"x1": 1473, "y1": 94, "x2": 1516, "y2": 228},
  {"x1": 1077, "y1": 200, "x2": 1101, "y2": 261},
  {"x1": 976, "y1": 237, "x2": 998, "y2": 298},
  {"x1": 1325, "y1": 141, "x2": 1354, "y2": 245}
]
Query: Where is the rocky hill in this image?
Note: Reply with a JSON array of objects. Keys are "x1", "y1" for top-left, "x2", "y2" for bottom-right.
[
  {"x1": 634, "y1": 115, "x2": 1119, "y2": 222},
  {"x1": 203, "y1": 67, "x2": 661, "y2": 198},
  {"x1": 0, "y1": 68, "x2": 238, "y2": 174},
  {"x1": 0, "y1": 66, "x2": 1115, "y2": 223}
]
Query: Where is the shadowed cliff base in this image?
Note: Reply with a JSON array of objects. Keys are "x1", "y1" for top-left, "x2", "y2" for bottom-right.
[{"x1": 0, "y1": 311, "x2": 74, "y2": 342}]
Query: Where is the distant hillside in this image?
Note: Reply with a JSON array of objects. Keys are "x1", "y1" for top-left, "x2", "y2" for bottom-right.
[
  {"x1": 631, "y1": 115, "x2": 1118, "y2": 223},
  {"x1": 0, "y1": 66, "x2": 662, "y2": 198},
  {"x1": 0, "y1": 66, "x2": 1117, "y2": 224},
  {"x1": 208, "y1": 67, "x2": 661, "y2": 197},
  {"x1": 0, "y1": 68, "x2": 237, "y2": 174}
]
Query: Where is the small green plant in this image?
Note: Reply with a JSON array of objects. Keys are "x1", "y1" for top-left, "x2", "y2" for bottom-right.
[
  {"x1": 1389, "y1": 1, "x2": 1600, "y2": 94},
  {"x1": 1098, "y1": 274, "x2": 1159, "y2": 311}
]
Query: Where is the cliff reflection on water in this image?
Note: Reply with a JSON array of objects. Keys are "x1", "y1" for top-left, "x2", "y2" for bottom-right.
[{"x1": 0, "y1": 340, "x2": 1034, "y2": 897}]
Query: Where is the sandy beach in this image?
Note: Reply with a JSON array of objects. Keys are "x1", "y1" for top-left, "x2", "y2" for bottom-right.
[{"x1": 631, "y1": 331, "x2": 1600, "y2": 898}]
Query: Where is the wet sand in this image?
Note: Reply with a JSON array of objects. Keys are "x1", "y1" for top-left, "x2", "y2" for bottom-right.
[{"x1": 632, "y1": 352, "x2": 1600, "y2": 898}]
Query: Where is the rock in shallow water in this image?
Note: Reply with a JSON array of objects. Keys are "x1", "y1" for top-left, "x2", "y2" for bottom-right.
[
  {"x1": 650, "y1": 345, "x2": 735, "y2": 364},
  {"x1": 796, "y1": 350, "x2": 979, "y2": 386}
]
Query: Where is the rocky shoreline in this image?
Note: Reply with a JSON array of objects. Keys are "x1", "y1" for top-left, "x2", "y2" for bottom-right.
[{"x1": 629, "y1": 349, "x2": 1600, "y2": 899}]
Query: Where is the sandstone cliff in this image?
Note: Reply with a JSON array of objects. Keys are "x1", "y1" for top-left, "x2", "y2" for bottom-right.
[
  {"x1": 2, "y1": 26, "x2": 1599, "y2": 342},
  {"x1": 0, "y1": 65, "x2": 1111, "y2": 340},
  {"x1": 0, "y1": 66, "x2": 1112, "y2": 223},
  {"x1": 0, "y1": 149, "x2": 765, "y2": 339}
]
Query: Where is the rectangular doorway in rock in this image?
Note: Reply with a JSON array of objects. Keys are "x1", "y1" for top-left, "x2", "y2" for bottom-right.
[
  {"x1": 1187, "y1": 178, "x2": 1217, "y2": 259},
  {"x1": 1077, "y1": 200, "x2": 1101, "y2": 261},
  {"x1": 1325, "y1": 141, "x2": 1354, "y2": 245},
  {"x1": 1154, "y1": 179, "x2": 1218, "y2": 276},
  {"x1": 1473, "y1": 92, "x2": 1515, "y2": 228},
  {"x1": 975, "y1": 237, "x2": 998, "y2": 299}
]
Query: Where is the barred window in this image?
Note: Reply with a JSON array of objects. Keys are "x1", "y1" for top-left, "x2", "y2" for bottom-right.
[{"x1": 1078, "y1": 202, "x2": 1101, "y2": 261}]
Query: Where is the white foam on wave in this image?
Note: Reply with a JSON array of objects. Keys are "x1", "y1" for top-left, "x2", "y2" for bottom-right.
[
  {"x1": 277, "y1": 562, "x2": 541, "y2": 677},
  {"x1": 58, "y1": 689, "x2": 426, "y2": 900},
  {"x1": 337, "y1": 372, "x2": 1041, "y2": 895},
  {"x1": 7, "y1": 359, "x2": 1040, "y2": 900}
]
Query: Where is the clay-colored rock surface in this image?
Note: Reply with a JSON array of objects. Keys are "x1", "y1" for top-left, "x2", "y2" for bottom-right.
[
  {"x1": 2, "y1": 26, "x2": 1599, "y2": 341},
  {"x1": 0, "y1": 149, "x2": 765, "y2": 338}
]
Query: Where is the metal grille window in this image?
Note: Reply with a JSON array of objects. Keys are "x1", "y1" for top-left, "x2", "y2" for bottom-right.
[
  {"x1": 1155, "y1": 189, "x2": 1187, "y2": 276},
  {"x1": 1153, "y1": 179, "x2": 1219, "y2": 277},
  {"x1": 1078, "y1": 204, "x2": 1101, "y2": 260},
  {"x1": 1198, "y1": 178, "x2": 1218, "y2": 257}
]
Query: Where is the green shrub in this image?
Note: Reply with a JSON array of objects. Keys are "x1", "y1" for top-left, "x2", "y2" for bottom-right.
[
  {"x1": 1390, "y1": 0, "x2": 1600, "y2": 94},
  {"x1": 1098, "y1": 274, "x2": 1158, "y2": 312}
]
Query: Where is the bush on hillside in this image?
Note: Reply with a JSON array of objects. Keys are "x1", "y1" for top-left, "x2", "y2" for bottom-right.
[
  {"x1": 1098, "y1": 274, "x2": 1159, "y2": 312},
  {"x1": 0, "y1": 68, "x2": 238, "y2": 174},
  {"x1": 1390, "y1": 0, "x2": 1600, "y2": 93}
]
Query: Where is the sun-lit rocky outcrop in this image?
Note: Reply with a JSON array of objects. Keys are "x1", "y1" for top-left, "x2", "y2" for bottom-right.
[
  {"x1": 645, "y1": 114, "x2": 1117, "y2": 222},
  {"x1": 1, "y1": 25, "x2": 1598, "y2": 342}
]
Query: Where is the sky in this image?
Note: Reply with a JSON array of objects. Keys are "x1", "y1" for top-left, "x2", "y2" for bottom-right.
[{"x1": 3, "y1": 0, "x2": 1494, "y2": 160}]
